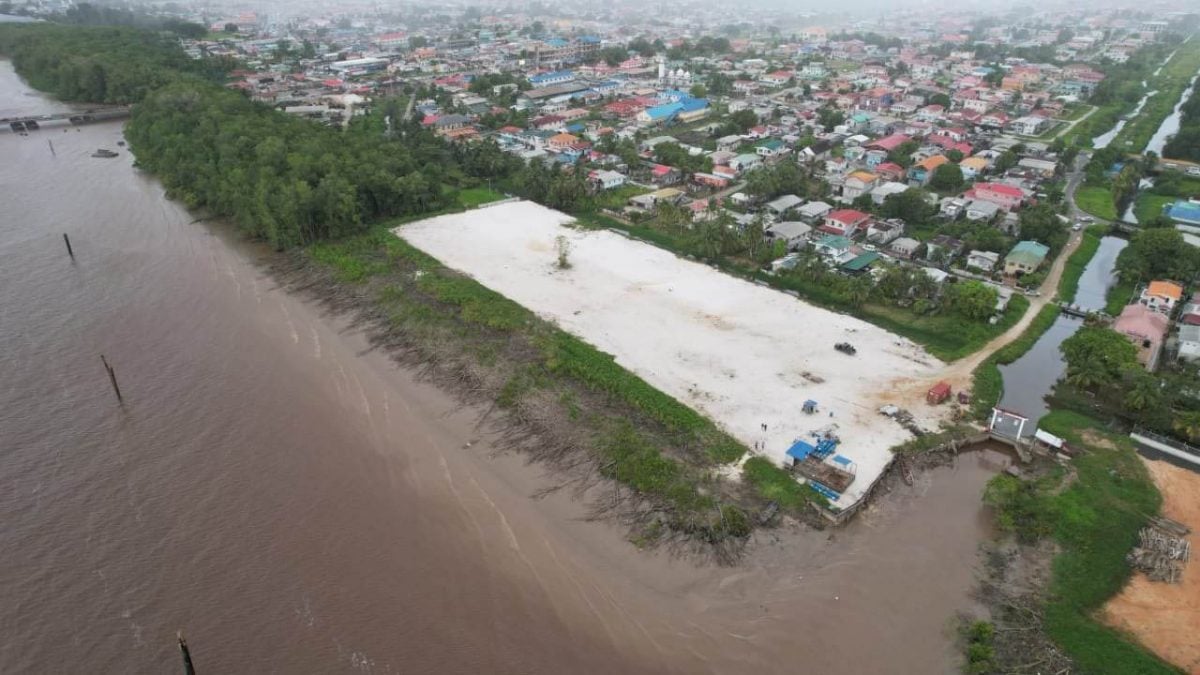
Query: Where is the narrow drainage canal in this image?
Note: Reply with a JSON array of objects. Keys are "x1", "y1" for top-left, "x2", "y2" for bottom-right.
[{"x1": 996, "y1": 236, "x2": 1127, "y2": 431}]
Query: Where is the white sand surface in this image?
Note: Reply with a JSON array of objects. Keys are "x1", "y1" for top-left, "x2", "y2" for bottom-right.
[{"x1": 397, "y1": 200, "x2": 953, "y2": 508}]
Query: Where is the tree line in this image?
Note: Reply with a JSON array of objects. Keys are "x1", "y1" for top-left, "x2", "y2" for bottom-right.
[{"x1": 0, "y1": 24, "x2": 230, "y2": 104}]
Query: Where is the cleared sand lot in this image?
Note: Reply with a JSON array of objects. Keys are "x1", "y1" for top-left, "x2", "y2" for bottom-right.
[{"x1": 397, "y1": 200, "x2": 952, "y2": 508}]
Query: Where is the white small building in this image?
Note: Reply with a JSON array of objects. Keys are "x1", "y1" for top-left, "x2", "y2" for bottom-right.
[
  {"x1": 889, "y1": 237, "x2": 921, "y2": 259},
  {"x1": 967, "y1": 250, "x2": 1000, "y2": 272},
  {"x1": 765, "y1": 194, "x2": 804, "y2": 217}
]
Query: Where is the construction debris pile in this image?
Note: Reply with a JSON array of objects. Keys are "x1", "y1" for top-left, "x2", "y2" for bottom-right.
[{"x1": 1127, "y1": 517, "x2": 1192, "y2": 584}]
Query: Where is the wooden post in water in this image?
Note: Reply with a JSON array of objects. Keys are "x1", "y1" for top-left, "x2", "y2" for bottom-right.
[
  {"x1": 177, "y1": 631, "x2": 196, "y2": 675},
  {"x1": 63, "y1": 233, "x2": 74, "y2": 259},
  {"x1": 47, "y1": 139, "x2": 55, "y2": 157},
  {"x1": 99, "y1": 355, "x2": 122, "y2": 403}
]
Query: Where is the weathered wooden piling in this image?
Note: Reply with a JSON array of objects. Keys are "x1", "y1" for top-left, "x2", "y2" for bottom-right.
[
  {"x1": 177, "y1": 631, "x2": 196, "y2": 674},
  {"x1": 99, "y1": 354, "x2": 122, "y2": 402}
]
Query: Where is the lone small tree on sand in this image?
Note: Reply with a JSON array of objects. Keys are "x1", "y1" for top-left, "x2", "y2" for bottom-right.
[{"x1": 555, "y1": 235, "x2": 571, "y2": 269}]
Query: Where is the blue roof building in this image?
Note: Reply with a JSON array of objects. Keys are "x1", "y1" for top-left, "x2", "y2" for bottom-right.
[{"x1": 528, "y1": 70, "x2": 575, "y2": 86}]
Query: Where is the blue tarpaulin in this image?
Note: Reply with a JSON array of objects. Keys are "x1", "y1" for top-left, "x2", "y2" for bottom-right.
[{"x1": 786, "y1": 439, "x2": 816, "y2": 461}]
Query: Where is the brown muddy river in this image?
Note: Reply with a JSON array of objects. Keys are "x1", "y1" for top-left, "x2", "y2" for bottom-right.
[{"x1": 1, "y1": 60, "x2": 1007, "y2": 673}]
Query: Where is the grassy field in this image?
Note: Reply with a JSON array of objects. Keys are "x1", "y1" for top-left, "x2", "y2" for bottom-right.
[
  {"x1": 1032, "y1": 411, "x2": 1172, "y2": 675},
  {"x1": 1133, "y1": 193, "x2": 1175, "y2": 224},
  {"x1": 456, "y1": 186, "x2": 507, "y2": 208},
  {"x1": 306, "y1": 223, "x2": 824, "y2": 547},
  {"x1": 1075, "y1": 185, "x2": 1119, "y2": 221},
  {"x1": 1060, "y1": 104, "x2": 1095, "y2": 122},
  {"x1": 1106, "y1": 278, "x2": 1139, "y2": 315},
  {"x1": 1058, "y1": 226, "x2": 1104, "y2": 304},
  {"x1": 1114, "y1": 39, "x2": 1200, "y2": 152}
]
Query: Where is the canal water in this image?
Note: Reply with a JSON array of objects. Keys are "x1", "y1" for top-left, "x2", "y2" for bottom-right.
[
  {"x1": 997, "y1": 237, "x2": 1127, "y2": 430},
  {"x1": 1145, "y1": 72, "x2": 1200, "y2": 157},
  {"x1": 1093, "y1": 88, "x2": 1156, "y2": 150},
  {"x1": 1, "y1": 59, "x2": 1006, "y2": 674}
]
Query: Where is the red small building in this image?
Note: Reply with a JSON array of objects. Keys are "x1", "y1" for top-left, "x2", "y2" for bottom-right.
[{"x1": 927, "y1": 381, "x2": 952, "y2": 405}]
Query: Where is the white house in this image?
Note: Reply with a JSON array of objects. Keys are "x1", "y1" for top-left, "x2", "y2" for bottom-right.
[
  {"x1": 767, "y1": 221, "x2": 813, "y2": 249},
  {"x1": 967, "y1": 249, "x2": 1000, "y2": 272},
  {"x1": 589, "y1": 170, "x2": 627, "y2": 190},
  {"x1": 889, "y1": 237, "x2": 921, "y2": 259},
  {"x1": 765, "y1": 194, "x2": 804, "y2": 217}
]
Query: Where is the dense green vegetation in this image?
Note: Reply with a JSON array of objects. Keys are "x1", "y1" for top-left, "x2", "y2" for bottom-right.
[
  {"x1": 1115, "y1": 227, "x2": 1200, "y2": 284},
  {"x1": 1074, "y1": 185, "x2": 1119, "y2": 220},
  {"x1": 127, "y1": 84, "x2": 457, "y2": 248},
  {"x1": 1111, "y1": 37, "x2": 1200, "y2": 153},
  {"x1": 984, "y1": 411, "x2": 1171, "y2": 675},
  {"x1": 1058, "y1": 226, "x2": 1104, "y2": 304},
  {"x1": 1163, "y1": 75, "x2": 1200, "y2": 161},
  {"x1": 0, "y1": 24, "x2": 225, "y2": 103}
]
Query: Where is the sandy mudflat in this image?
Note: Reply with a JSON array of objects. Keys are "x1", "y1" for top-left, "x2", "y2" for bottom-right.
[
  {"x1": 397, "y1": 200, "x2": 953, "y2": 508},
  {"x1": 1102, "y1": 458, "x2": 1200, "y2": 674}
]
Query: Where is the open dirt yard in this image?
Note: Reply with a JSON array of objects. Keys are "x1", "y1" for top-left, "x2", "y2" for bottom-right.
[
  {"x1": 1102, "y1": 458, "x2": 1200, "y2": 674},
  {"x1": 396, "y1": 200, "x2": 955, "y2": 509}
]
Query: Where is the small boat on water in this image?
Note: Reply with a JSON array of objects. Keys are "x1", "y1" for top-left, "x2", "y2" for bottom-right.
[{"x1": 91, "y1": 149, "x2": 118, "y2": 158}]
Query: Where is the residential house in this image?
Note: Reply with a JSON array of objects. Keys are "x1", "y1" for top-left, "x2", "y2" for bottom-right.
[
  {"x1": 1179, "y1": 292, "x2": 1200, "y2": 325},
  {"x1": 797, "y1": 201, "x2": 833, "y2": 223},
  {"x1": 843, "y1": 171, "x2": 880, "y2": 201},
  {"x1": 926, "y1": 235, "x2": 965, "y2": 263},
  {"x1": 866, "y1": 220, "x2": 903, "y2": 245},
  {"x1": 767, "y1": 221, "x2": 813, "y2": 250},
  {"x1": 716, "y1": 135, "x2": 744, "y2": 153},
  {"x1": 1113, "y1": 304, "x2": 1170, "y2": 370},
  {"x1": 756, "y1": 139, "x2": 790, "y2": 160},
  {"x1": 1178, "y1": 324, "x2": 1200, "y2": 362},
  {"x1": 820, "y1": 209, "x2": 871, "y2": 238},
  {"x1": 730, "y1": 153, "x2": 762, "y2": 173},
  {"x1": 1008, "y1": 115, "x2": 1050, "y2": 136},
  {"x1": 965, "y1": 182, "x2": 1027, "y2": 211},
  {"x1": 813, "y1": 234, "x2": 855, "y2": 264},
  {"x1": 649, "y1": 164, "x2": 683, "y2": 186},
  {"x1": 959, "y1": 156, "x2": 989, "y2": 180},
  {"x1": 870, "y1": 181, "x2": 909, "y2": 206},
  {"x1": 1004, "y1": 240, "x2": 1050, "y2": 276},
  {"x1": 548, "y1": 133, "x2": 579, "y2": 151},
  {"x1": 889, "y1": 237, "x2": 922, "y2": 259},
  {"x1": 588, "y1": 170, "x2": 626, "y2": 191},
  {"x1": 1017, "y1": 157, "x2": 1057, "y2": 178},
  {"x1": 628, "y1": 187, "x2": 685, "y2": 210},
  {"x1": 965, "y1": 199, "x2": 1001, "y2": 221},
  {"x1": 1140, "y1": 280, "x2": 1184, "y2": 314},
  {"x1": 967, "y1": 250, "x2": 1000, "y2": 272},
  {"x1": 765, "y1": 194, "x2": 804, "y2": 217},
  {"x1": 908, "y1": 155, "x2": 949, "y2": 186},
  {"x1": 940, "y1": 197, "x2": 968, "y2": 219}
]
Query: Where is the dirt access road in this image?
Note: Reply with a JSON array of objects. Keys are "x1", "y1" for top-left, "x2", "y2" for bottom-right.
[{"x1": 886, "y1": 226, "x2": 1084, "y2": 405}]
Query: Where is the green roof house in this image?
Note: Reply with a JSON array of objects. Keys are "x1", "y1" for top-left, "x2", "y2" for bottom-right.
[{"x1": 1004, "y1": 240, "x2": 1049, "y2": 275}]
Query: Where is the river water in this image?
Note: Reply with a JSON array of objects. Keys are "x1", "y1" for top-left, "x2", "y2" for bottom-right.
[
  {"x1": 0, "y1": 60, "x2": 1006, "y2": 674},
  {"x1": 997, "y1": 236, "x2": 1127, "y2": 429}
]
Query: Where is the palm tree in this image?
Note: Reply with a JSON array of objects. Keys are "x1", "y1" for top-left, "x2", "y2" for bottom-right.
[
  {"x1": 1066, "y1": 357, "x2": 1106, "y2": 391},
  {"x1": 847, "y1": 275, "x2": 874, "y2": 308}
]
